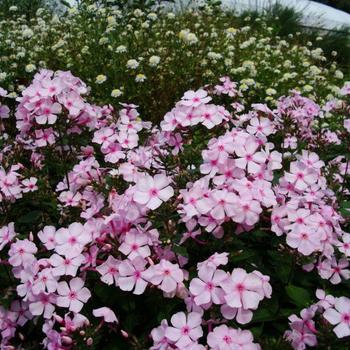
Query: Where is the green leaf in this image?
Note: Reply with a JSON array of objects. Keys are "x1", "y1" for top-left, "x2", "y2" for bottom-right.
[
  {"x1": 339, "y1": 201, "x2": 350, "y2": 217},
  {"x1": 60, "y1": 0, "x2": 71, "y2": 7},
  {"x1": 172, "y1": 244, "x2": 188, "y2": 257},
  {"x1": 17, "y1": 210, "x2": 41, "y2": 224},
  {"x1": 285, "y1": 284, "x2": 311, "y2": 307},
  {"x1": 230, "y1": 249, "x2": 256, "y2": 263}
]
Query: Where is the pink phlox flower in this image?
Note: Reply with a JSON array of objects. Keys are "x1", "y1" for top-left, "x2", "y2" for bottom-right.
[
  {"x1": 165, "y1": 311, "x2": 203, "y2": 348},
  {"x1": 144, "y1": 259, "x2": 184, "y2": 293},
  {"x1": 323, "y1": 296, "x2": 350, "y2": 338},
  {"x1": 118, "y1": 230, "x2": 151, "y2": 260},
  {"x1": 93, "y1": 307, "x2": 118, "y2": 323},
  {"x1": 181, "y1": 89, "x2": 211, "y2": 107},
  {"x1": 118, "y1": 257, "x2": 148, "y2": 295},
  {"x1": 96, "y1": 255, "x2": 121, "y2": 286},
  {"x1": 133, "y1": 174, "x2": 174, "y2": 210},
  {"x1": 56, "y1": 277, "x2": 91, "y2": 313},
  {"x1": 189, "y1": 266, "x2": 227, "y2": 306}
]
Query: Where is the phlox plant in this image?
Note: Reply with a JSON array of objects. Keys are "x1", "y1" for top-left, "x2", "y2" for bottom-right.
[{"x1": 0, "y1": 70, "x2": 350, "y2": 350}]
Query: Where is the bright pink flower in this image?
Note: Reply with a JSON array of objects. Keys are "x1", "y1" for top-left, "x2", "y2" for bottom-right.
[
  {"x1": 56, "y1": 277, "x2": 91, "y2": 313},
  {"x1": 58, "y1": 191, "x2": 82, "y2": 207},
  {"x1": 0, "y1": 222, "x2": 16, "y2": 251},
  {"x1": 316, "y1": 289, "x2": 334, "y2": 309},
  {"x1": 214, "y1": 77, "x2": 238, "y2": 97},
  {"x1": 207, "y1": 325, "x2": 259, "y2": 350},
  {"x1": 93, "y1": 307, "x2": 118, "y2": 323},
  {"x1": 55, "y1": 222, "x2": 91, "y2": 258},
  {"x1": 181, "y1": 89, "x2": 211, "y2": 107},
  {"x1": 32, "y1": 268, "x2": 58, "y2": 294},
  {"x1": 8, "y1": 239, "x2": 37, "y2": 267},
  {"x1": 29, "y1": 293, "x2": 56, "y2": 319},
  {"x1": 247, "y1": 117, "x2": 274, "y2": 136},
  {"x1": 337, "y1": 233, "x2": 350, "y2": 256},
  {"x1": 151, "y1": 319, "x2": 170, "y2": 349},
  {"x1": 144, "y1": 260, "x2": 184, "y2": 293},
  {"x1": 198, "y1": 104, "x2": 225, "y2": 129},
  {"x1": 118, "y1": 230, "x2": 151, "y2": 260},
  {"x1": 118, "y1": 257, "x2": 148, "y2": 295},
  {"x1": 165, "y1": 311, "x2": 203, "y2": 348},
  {"x1": 133, "y1": 174, "x2": 174, "y2": 210},
  {"x1": 96, "y1": 255, "x2": 121, "y2": 286},
  {"x1": 210, "y1": 190, "x2": 237, "y2": 220},
  {"x1": 235, "y1": 137, "x2": 266, "y2": 174},
  {"x1": 318, "y1": 258, "x2": 350, "y2": 285},
  {"x1": 22, "y1": 177, "x2": 38, "y2": 193},
  {"x1": 189, "y1": 267, "x2": 226, "y2": 305},
  {"x1": 344, "y1": 119, "x2": 350, "y2": 133},
  {"x1": 0, "y1": 106, "x2": 9, "y2": 120},
  {"x1": 231, "y1": 198, "x2": 262, "y2": 226},
  {"x1": 50, "y1": 253, "x2": 85, "y2": 277},
  {"x1": 286, "y1": 225, "x2": 321, "y2": 256},
  {"x1": 93, "y1": 127, "x2": 117, "y2": 149},
  {"x1": 35, "y1": 100, "x2": 62, "y2": 124},
  {"x1": 284, "y1": 161, "x2": 318, "y2": 191},
  {"x1": 35, "y1": 128, "x2": 56, "y2": 147},
  {"x1": 323, "y1": 297, "x2": 350, "y2": 338},
  {"x1": 197, "y1": 252, "x2": 228, "y2": 274},
  {"x1": 38, "y1": 226, "x2": 57, "y2": 250},
  {"x1": 220, "y1": 268, "x2": 262, "y2": 310}
]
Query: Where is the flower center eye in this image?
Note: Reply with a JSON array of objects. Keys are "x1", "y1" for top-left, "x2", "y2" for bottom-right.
[
  {"x1": 343, "y1": 314, "x2": 350, "y2": 323},
  {"x1": 236, "y1": 283, "x2": 245, "y2": 292},
  {"x1": 223, "y1": 335, "x2": 232, "y2": 344},
  {"x1": 149, "y1": 188, "x2": 158, "y2": 196},
  {"x1": 69, "y1": 291, "x2": 77, "y2": 300},
  {"x1": 182, "y1": 326, "x2": 190, "y2": 335},
  {"x1": 206, "y1": 282, "x2": 214, "y2": 290}
]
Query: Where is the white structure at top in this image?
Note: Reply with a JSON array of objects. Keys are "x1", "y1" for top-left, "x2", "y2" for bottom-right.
[{"x1": 169, "y1": 0, "x2": 350, "y2": 30}]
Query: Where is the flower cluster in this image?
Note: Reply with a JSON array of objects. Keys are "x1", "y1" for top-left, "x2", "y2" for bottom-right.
[
  {"x1": 285, "y1": 290, "x2": 350, "y2": 349},
  {"x1": 0, "y1": 70, "x2": 349, "y2": 349}
]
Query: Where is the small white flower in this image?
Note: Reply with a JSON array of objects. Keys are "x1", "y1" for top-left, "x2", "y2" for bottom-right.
[
  {"x1": 111, "y1": 89, "x2": 122, "y2": 98},
  {"x1": 266, "y1": 88, "x2": 277, "y2": 96},
  {"x1": 149, "y1": 55, "x2": 160, "y2": 67},
  {"x1": 96, "y1": 75, "x2": 107, "y2": 84},
  {"x1": 135, "y1": 74, "x2": 146, "y2": 82},
  {"x1": 25, "y1": 64, "x2": 36, "y2": 73},
  {"x1": 126, "y1": 59, "x2": 139, "y2": 69},
  {"x1": 116, "y1": 45, "x2": 127, "y2": 53}
]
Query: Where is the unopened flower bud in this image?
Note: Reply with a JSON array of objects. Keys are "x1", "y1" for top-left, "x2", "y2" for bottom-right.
[
  {"x1": 121, "y1": 329, "x2": 129, "y2": 338},
  {"x1": 62, "y1": 336, "x2": 73, "y2": 345}
]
